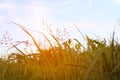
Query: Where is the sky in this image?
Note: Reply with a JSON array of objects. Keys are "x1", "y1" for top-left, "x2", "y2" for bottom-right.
[{"x1": 0, "y1": 0, "x2": 120, "y2": 55}]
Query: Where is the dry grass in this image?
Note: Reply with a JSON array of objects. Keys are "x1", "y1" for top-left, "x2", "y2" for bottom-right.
[{"x1": 0, "y1": 23, "x2": 120, "y2": 80}]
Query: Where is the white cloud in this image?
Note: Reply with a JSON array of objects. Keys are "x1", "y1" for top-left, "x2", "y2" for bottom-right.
[
  {"x1": 19, "y1": 2, "x2": 52, "y2": 30},
  {"x1": 0, "y1": 16, "x2": 5, "y2": 22},
  {"x1": 0, "y1": 2, "x2": 15, "y2": 11},
  {"x1": 63, "y1": 21, "x2": 97, "y2": 30},
  {"x1": 0, "y1": 0, "x2": 55, "y2": 42},
  {"x1": 0, "y1": 1, "x2": 53, "y2": 31}
]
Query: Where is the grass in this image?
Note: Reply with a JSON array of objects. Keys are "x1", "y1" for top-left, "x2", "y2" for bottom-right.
[{"x1": 0, "y1": 23, "x2": 120, "y2": 80}]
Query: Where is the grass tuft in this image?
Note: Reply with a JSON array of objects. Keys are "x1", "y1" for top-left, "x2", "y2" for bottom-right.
[{"x1": 0, "y1": 23, "x2": 120, "y2": 80}]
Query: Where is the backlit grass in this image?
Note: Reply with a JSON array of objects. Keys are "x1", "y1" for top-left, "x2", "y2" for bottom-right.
[{"x1": 0, "y1": 23, "x2": 120, "y2": 80}]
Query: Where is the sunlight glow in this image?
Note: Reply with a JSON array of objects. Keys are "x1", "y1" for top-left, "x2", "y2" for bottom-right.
[
  {"x1": 24, "y1": 2, "x2": 52, "y2": 30},
  {"x1": 0, "y1": 1, "x2": 52, "y2": 32},
  {"x1": 116, "y1": 0, "x2": 120, "y2": 5}
]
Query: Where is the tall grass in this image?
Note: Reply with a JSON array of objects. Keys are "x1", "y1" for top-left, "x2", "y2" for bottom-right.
[{"x1": 0, "y1": 23, "x2": 120, "y2": 80}]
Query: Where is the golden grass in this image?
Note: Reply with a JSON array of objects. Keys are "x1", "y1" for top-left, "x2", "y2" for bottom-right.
[{"x1": 0, "y1": 23, "x2": 120, "y2": 80}]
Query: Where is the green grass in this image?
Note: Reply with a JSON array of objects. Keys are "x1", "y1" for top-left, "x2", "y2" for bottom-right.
[{"x1": 0, "y1": 23, "x2": 120, "y2": 80}]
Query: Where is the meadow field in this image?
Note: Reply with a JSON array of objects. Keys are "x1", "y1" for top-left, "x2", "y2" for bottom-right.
[{"x1": 0, "y1": 23, "x2": 120, "y2": 80}]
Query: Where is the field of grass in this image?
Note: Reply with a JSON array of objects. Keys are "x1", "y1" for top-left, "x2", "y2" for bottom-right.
[{"x1": 0, "y1": 23, "x2": 120, "y2": 80}]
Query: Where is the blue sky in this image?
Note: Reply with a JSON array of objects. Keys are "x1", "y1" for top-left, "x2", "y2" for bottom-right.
[{"x1": 0, "y1": 0, "x2": 120, "y2": 42}]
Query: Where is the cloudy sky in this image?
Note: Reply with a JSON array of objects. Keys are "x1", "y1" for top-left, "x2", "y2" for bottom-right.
[{"x1": 0, "y1": 0, "x2": 120, "y2": 42}]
